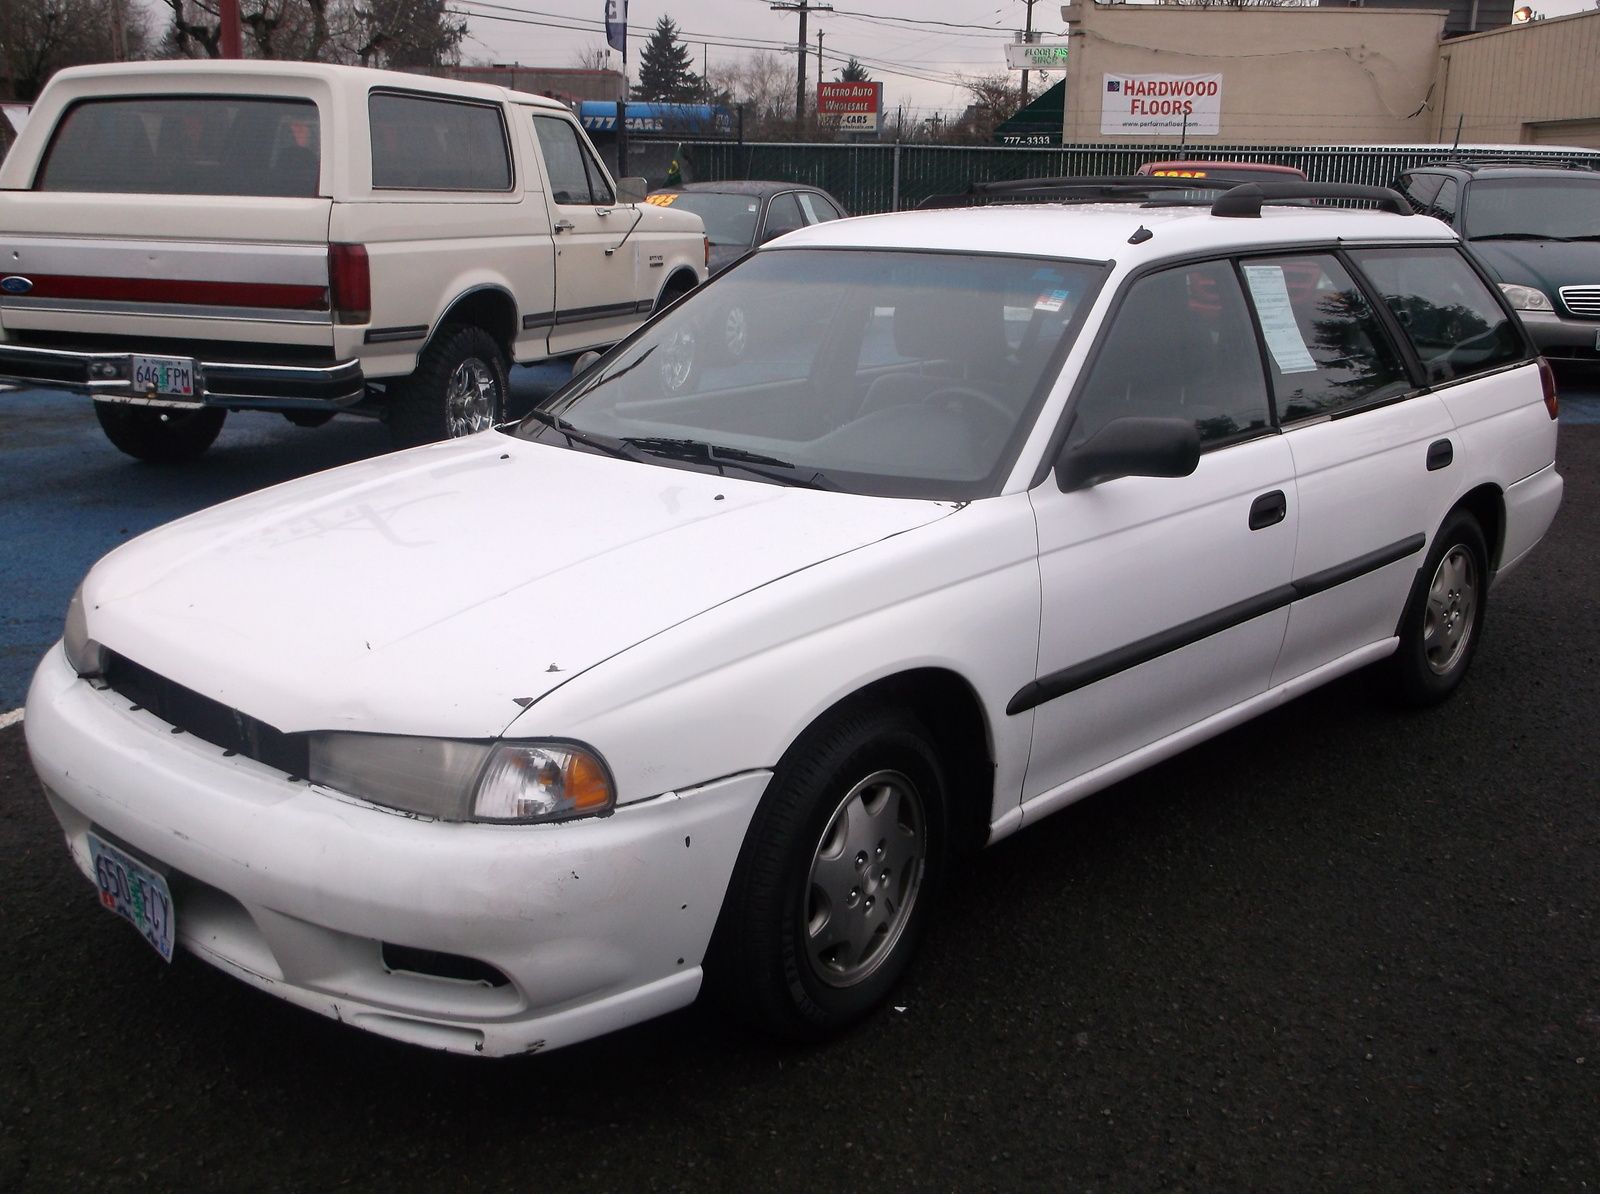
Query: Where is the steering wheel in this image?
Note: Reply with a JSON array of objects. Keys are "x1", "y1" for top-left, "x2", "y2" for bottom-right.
[{"x1": 923, "y1": 384, "x2": 1014, "y2": 428}]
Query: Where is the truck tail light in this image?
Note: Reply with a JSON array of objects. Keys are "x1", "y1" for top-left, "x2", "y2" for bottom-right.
[
  {"x1": 1538, "y1": 356, "x2": 1559, "y2": 420},
  {"x1": 329, "y1": 243, "x2": 370, "y2": 325},
  {"x1": 704, "y1": 235, "x2": 711, "y2": 270}
]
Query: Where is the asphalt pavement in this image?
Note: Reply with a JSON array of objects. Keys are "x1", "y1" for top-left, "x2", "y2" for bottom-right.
[{"x1": 1, "y1": 373, "x2": 1598, "y2": 1191}]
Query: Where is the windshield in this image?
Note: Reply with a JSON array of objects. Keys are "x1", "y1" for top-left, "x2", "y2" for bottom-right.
[
  {"x1": 517, "y1": 248, "x2": 1106, "y2": 500},
  {"x1": 658, "y1": 192, "x2": 764, "y2": 245},
  {"x1": 1462, "y1": 177, "x2": 1600, "y2": 240}
]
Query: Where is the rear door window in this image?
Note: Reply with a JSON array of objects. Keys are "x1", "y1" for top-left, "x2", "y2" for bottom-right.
[
  {"x1": 369, "y1": 92, "x2": 511, "y2": 191},
  {"x1": 1348, "y1": 246, "x2": 1526, "y2": 383},
  {"x1": 1239, "y1": 253, "x2": 1411, "y2": 422},
  {"x1": 761, "y1": 193, "x2": 805, "y2": 242},
  {"x1": 37, "y1": 97, "x2": 320, "y2": 196}
]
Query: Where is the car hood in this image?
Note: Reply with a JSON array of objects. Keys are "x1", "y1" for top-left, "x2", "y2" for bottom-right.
[
  {"x1": 1468, "y1": 239, "x2": 1600, "y2": 298},
  {"x1": 82, "y1": 433, "x2": 953, "y2": 738}
]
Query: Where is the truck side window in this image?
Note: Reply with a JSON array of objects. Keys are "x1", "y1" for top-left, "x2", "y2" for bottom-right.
[
  {"x1": 369, "y1": 93, "x2": 511, "y2": 191},
  {"x1": 530, "y1": 116, "x2": 614, "y2": 206}
]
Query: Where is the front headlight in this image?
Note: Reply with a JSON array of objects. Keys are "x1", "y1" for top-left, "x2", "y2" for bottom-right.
[
  {"x1": 307, "y1": 733, "x2": 615, "y2": 823},
  {"x1": 1499, "y1": 282, "x2": 1554, "y2": 313},
  {"x1": 63, "y1": 582, "x2": 105, "y2": 677}
]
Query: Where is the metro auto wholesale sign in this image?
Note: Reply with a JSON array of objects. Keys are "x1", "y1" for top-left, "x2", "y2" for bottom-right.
[
  {"x1": 1101, "y1": 73, "x2": 1222, "y2": 136},
  {"x1": 818, "y1": 81, "x2": 882, "y2": 131}
]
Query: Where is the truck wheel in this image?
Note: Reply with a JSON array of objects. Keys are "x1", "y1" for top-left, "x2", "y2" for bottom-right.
[
  {"x1": 388, "y1": 324, "x2": 508, "y2": 449},
  {"x1": 93, "y1": 403, "x2": 226, "y2": 464},
  {"x1": 282, "y1": 410, "x2": 336, "y2": 428}
]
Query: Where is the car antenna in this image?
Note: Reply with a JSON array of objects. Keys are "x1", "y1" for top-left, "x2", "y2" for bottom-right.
[{"x1": 1128, "y1": 225, "x2": 1153, "y2": 245}]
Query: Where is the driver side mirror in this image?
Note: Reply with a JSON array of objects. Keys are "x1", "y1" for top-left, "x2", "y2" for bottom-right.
[
  {"x1": 1055, "y1": 416, "x2": 1200, "y2": 492},
  {"x1": 616, "y1": 177, "x2": 650, "y2": 204}
]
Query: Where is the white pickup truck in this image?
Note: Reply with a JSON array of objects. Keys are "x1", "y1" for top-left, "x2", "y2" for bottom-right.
[{"x1": 0, "y1": 61, "x2": 707, "y2": 460}]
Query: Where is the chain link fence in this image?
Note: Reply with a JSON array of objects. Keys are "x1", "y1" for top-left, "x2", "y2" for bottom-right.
[{"x1": 676, "y1": 140, "x2": 1600, "y2": 215}]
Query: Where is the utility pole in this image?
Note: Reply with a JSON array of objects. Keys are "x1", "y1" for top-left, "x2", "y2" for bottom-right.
[
  {"x1": 220, "y1": 0, "x2": 243, "y2": 58},
  {"x1": 1020, "y1": 0, "x2": 1039, "y2": 105},
  {"x1": 771, "y1": 1, "x2": 832, "y2": 124}
]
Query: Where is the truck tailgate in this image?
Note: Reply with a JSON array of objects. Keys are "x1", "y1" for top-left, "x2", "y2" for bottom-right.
[{"x1": 0, "y1": 193, "x2": 335, "y2": 352}]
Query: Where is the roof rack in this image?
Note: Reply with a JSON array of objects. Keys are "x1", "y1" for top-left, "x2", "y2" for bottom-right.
[
  {"x1": 1419, "y1": 156, "x2": 1598, "y2": 172},
  {"x1": 918, "y1": 176, "x2": 1414, "y2": 218}
]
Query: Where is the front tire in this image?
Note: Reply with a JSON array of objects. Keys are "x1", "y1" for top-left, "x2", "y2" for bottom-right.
[
  {"x1": 93, "y1": 402, "x2": 226, "y2": 464},
  {"x1": 388, "y1": 324, "x2": 508, "y2": 449},
  {"x1": 710, "y1": 705, "x2": 947, "y2": 1040},
  {"x1": 1384, "y1": 509, "x2": 1488, "y2": 706}
]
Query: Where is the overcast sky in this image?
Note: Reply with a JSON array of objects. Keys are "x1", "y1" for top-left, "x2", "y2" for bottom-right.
[{"x1": 134, "y1": 1, "x2": 1597, "y2": 117}]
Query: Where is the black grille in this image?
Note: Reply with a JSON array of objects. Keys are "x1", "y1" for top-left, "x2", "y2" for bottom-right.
[{"x1": 103, "y1": 652, "x2": 309, "y2": 777}]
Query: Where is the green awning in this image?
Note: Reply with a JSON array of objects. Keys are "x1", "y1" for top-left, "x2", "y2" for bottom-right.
[{"x1": 994, "y1": 80, "x2": 1064, "y2": 147}]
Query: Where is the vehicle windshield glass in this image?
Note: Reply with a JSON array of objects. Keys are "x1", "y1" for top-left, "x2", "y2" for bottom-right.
[
  {"x1": 1462, "y1": 177, "x2": 1600, "y2": 240},
  {"x1": 658, "y1": 192, "x2": 763, "y2": 245},
  {"x1": 517, "y1": 248, "x2": 1106, "y2": 500}
]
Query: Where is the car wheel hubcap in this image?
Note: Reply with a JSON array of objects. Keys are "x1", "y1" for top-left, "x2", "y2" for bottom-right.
[
  {"x1": 660, "y1": 328, "x2": 696, "y2": 392},
  {"x1": 803, "y1": 768, "x2": 926, "y2": 988},
  {"x1": 724, "y1": 307, "x2": 747, "y2": 357},
  {"x1": 445, "y1": 357, "x2": 498, "y2": 438},
  {"x1": 1423, "y1": 544, "x2": 1477, "y2": 675}
]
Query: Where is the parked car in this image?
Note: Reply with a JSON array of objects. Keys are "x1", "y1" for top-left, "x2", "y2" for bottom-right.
[
  {"x1": 646, "y1": 181, "x2": 847, "y2": 273},
  {"x1": 27, "y1": 178, "x2": 1561, "y2": 1057},
  {"x1": 1394, "y1": 159, "x2": 1600, "y2": 369},
  {"x1": 0, "y1": 62, "x2": 707, "y2": 461}
]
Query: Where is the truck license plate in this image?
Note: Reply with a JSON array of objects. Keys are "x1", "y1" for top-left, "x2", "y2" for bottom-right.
[
  {"x1": 131, "y1": 354, "x2": 196, "y2": 399},
  {"x1": 88, "y1": 833, "x2": 176, "y2": 962}
]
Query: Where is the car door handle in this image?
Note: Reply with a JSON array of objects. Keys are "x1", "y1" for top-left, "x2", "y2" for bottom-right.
[
  {"x1": 1427, "y1": 438, "x2": 1453, "y2": 471},
  {"x1": 1249, "y1": 490, "x2": 1287, "y2": 530},
  {"x1": 553, "y1": 219, "x2": 576, "y2": 233}
]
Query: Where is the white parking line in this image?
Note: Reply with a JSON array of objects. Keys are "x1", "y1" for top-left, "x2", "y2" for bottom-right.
[{"x1": 0, "y1": 708, "x2": 24, "y2": 730}]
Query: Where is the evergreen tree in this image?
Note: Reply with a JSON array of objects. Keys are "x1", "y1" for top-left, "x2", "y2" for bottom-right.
[
  {"x1": 840, "y1": 57, "x2": 870, "y2": 83},
  {"x1": 636, "y1": 16, "x2": 701, "y2": 102}
]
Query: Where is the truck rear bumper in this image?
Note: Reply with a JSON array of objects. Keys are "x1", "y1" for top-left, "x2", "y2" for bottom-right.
[{"x1": 0, "y1": 342, "x2": 366, "y2": 408}]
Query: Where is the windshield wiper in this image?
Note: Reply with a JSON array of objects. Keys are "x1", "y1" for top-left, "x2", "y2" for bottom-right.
[
  {"x1": 522, "y1": 410, "x2": 641, "y2": 461},
  {"x1": 621, "y1": 436, "x2": 837, "y2": 489}
]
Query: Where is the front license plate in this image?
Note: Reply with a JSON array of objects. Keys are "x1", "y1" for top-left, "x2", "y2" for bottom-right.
[
  {"x1": 131, "y1": 354, "x2": 197, "y2": 399},
  {"x1": 88, "y1": 833, "x2": 176, "y2": 962}
]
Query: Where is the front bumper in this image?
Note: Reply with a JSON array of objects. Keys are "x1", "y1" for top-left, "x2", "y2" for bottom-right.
[
  {"x1": 25, "y1": 646, "x2": 768, "y2": 1057},
  {"x1": 1517, "y1": 310, "x2": 1600, "y2": 363},
  {"x1": 0, "y1": 342, "x2": 366, "y2": 409}
]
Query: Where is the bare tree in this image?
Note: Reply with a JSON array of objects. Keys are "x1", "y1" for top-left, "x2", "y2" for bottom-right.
[
  {"x1": 572, "y1": 44, "x2": 614, "y2": 71},
  {"x1": 3, "y1": 0, "x2": 152, "y2": 100},
  {"x1": 709, "y1": 51, "x2": 799, "y2": 138}
]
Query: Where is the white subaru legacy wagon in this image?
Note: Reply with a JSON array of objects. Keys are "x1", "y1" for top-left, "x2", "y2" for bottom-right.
[{"x1": 26, "y1": 179, "x2": 1563, "y2": 1057}]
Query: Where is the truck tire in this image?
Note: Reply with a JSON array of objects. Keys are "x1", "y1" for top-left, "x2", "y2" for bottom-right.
[
  {"x1": 93, "y1": 403, "x2": 226, "y2": 464},
  {"x1": 388, "y1": 324, "x2": 509, "y2": 449}
]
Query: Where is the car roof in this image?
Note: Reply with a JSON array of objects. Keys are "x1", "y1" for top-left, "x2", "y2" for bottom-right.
[
  {"x1": 1140, "y1": 160, "x2": 1306, "y2": 177},
  {"x1": 1410, "y1": 159, "x2": 1600, "y2": 180},
  {"x1": 660, "y1": 180, "x2": 834, "y2": 199},
  {"x1": 772, "y1": 202, "x2": 1458, "y2": 265}
]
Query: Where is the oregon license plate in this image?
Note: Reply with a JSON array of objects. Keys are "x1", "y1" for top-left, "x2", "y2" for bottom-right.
[
  {"x1": 88, "y1": 833, "x2": 176, "y2": 962},
  {"x1": 131, "y1": 354, "x2": 196, "y2": 399}
]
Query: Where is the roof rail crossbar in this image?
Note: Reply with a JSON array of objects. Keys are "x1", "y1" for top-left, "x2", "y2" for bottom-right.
[
  {"x1": 918, "y1": 176, "x2": 1238, "y2": 210},
  {"x1": 1422, "y1": 155, "x2": 1598, "y2": 172},
  {"x1": 1211, "y1": 180, "x2": 1413, "y2": 217}
]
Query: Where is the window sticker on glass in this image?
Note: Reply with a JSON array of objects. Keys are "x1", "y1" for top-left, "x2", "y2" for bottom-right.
[
  {"x1": 1242, "y1": 264, "x2": 1318, "y2": 374},
  {"x1": 1035, "y1": 288, "x2": 1070, "y2": 312}
]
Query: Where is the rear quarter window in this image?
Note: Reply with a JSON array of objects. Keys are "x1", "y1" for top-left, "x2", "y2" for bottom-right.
[
  {"x1": 36, "y1": 97, "x2": 320, "y2": 196},
  {"x1": 369, "y1": 92, "x2": 511, "y2": 191},
  {"x1": 1348, "y1": 246, "x2": 1527, "y2": 384}
]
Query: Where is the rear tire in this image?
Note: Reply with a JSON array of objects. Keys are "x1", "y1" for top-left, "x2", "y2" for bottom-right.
[
  {"x1": 387, "y1": 324, "x2": 508, "y2": 449},
  {"x1": 94, "y1": 403, "x2": 226, "y2": 464},
  {"x1": 709, "y1": 705, "x2": 947, "y2": 1041},
  {"x1": 1384, "y1": 509, "x2": 1488, "y2": 706}
]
